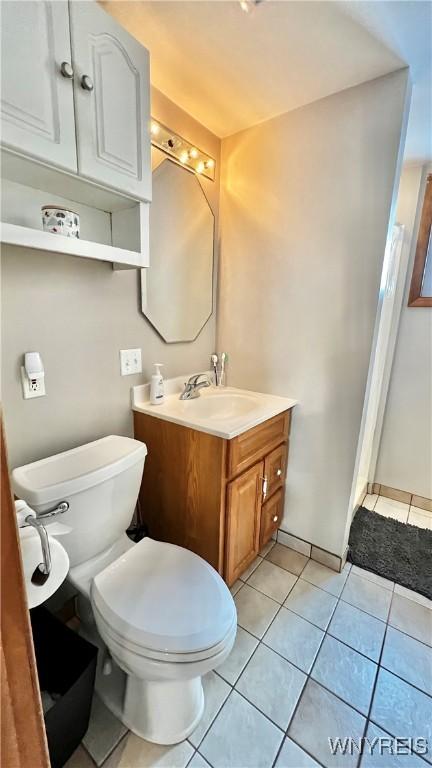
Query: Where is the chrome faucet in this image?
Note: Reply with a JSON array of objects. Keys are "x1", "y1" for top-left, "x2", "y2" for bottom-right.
[{"x1": 179, "y1": 373, "x2": 212, "y2": 400}]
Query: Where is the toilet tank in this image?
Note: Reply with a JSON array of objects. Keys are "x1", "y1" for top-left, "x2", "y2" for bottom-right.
[{"x1": 12, "y1": 436, "x2": 147, "y2": 567}]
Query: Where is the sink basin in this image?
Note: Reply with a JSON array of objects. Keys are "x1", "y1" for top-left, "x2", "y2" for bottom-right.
[
  {"x1": 133, "y1": 382, "x2": 297, "y2": 440},
  {"x1": 178, "y1": 392, "x2": 260, "y2": 420}
]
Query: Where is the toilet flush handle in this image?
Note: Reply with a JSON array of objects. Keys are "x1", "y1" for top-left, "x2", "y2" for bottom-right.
[{"x1": 36, "y1": 501, "x2": 70, "y2": 520}]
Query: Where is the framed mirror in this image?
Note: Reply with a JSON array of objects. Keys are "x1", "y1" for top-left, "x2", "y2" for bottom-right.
[
  {"x1": 141, "y1": 159, "x2": 215, "y2": 342},
  {"x1": 408, "y1": 173, "x2": 432, "y2": 307}
]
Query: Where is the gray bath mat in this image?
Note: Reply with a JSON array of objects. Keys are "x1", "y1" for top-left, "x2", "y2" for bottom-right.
[{"x1": 348, "y1": 507, "x2": 432, "y2": 600}]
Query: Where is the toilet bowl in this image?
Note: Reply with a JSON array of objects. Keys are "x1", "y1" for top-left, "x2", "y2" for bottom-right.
[{"x1": 12, "y1": 435, "x2": 237, "y2": 745}]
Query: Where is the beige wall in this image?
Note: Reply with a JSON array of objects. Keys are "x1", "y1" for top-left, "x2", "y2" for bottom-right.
[
  {"x1": 375, "y1": 163, "x2": 432, "y2": 498},
  {"x1": 218, "y1": 70, "x2": 410, "y2": 557},
  {"x1": 1, "y1": 87, "x2": 220, "y2": 468}
]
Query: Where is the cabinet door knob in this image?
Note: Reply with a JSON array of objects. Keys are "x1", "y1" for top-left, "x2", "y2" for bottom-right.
[
  {"x1": 81, "y1": 74, "x2": 94, "y2": 92},
  {"x1": 273, "y1": 515, "x2": 278, "y2": 522},
  {"x1": 60, "y1": 61, "x2": 74, "y2": 79},
  {"x1": 276, "y1": 469, "x2": 282, "y2": 477}
]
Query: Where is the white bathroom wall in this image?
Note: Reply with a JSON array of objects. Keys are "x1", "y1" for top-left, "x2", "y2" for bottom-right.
[
  {"x1": 1, "y1": 87, "x2": 220, "y2": 468},
  {"x1": 218, "y1": 70, "x2": 410, "y2": 557},
  {"x1": 375, "y1": 163, "x2": 432, "y2": 499}
]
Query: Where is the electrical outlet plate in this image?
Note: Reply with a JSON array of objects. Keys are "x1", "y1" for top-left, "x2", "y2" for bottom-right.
[
  {"x1": 20, "y1": 366, "x2": 46, "y2": 399},
  {"x1": 120, "y1": 348, "x2": 142, "y2": 376}
]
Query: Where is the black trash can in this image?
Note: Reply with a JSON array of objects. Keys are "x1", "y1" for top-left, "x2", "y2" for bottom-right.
[{"x1": 31, "y1": 607, "x2": 98, "y2": 768}]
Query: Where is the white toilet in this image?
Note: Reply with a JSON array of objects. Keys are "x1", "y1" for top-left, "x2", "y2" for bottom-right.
[{"x1": 13, "y1": 435, "x2": 237, "y2": 745}]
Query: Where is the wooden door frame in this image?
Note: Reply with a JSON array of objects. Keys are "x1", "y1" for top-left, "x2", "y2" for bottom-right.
[
  {"x1": 1, "y1": 412, "x2": 50, "y2": 768},
  {"x1": 408, "y1": 172, "x2": 432, "y2": 307}
]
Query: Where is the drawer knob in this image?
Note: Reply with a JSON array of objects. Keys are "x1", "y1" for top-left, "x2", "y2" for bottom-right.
[
  {"x1": 276, "y1": 469, "x2": 282, "y2": 477},
  {"x1": 81, "y1": 74, "x2": 94, "y2": 91},
  {"x1": 273, "y1": 515, "x2": 278, "y2": 523},
  {"x1": 60, "y1": 61, "x2": 74, "y2": 79}
]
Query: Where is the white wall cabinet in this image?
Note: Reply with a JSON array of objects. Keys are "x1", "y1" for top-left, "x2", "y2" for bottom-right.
[
  {"x1": 0, "y1": 0, "x2": 151, "y2": 203},
  {"x1": 0, "y1": 1, "x2": 77, "y2": 172},
  {"x1": 69, "y1": 2, "x2": 151, "y2": 200},
  {"x1": 0, "y1": 0, "x2": 151, "y2": 268}
]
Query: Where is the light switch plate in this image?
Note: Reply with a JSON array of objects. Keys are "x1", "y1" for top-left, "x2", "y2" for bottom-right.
[{"x1": 120, "y1": 348, "x2": 142, "y2": 376}]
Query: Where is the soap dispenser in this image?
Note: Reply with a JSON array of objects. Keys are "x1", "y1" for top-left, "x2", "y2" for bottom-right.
[{"x1": 150, "y1": 363, "x2": 165, "y2": 405}]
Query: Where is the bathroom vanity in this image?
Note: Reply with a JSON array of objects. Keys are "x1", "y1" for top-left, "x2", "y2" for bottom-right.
[{"x1": 133, "y1": 385, "x2": 296, "y2": 585}]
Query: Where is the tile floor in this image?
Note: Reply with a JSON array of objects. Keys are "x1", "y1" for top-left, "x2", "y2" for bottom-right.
[
  {"x1": 362, "y1": 494, "x2": 432, "y2": 530},
  {"x1": 66, "y1": 541, "x2": 432, "y2": 768}
]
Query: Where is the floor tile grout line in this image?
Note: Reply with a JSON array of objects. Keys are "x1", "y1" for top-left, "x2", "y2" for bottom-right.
[
  {"x1": 283, "y1": 589, "x2": 338, "y2": 633},
  {"x1": 234, "y1": 684, "x2": 288, "y2": 734},
  {"x1": 338, "y1": 594, "x2": 392, "y2": 625},
  {"x1": 186, "y1": 682, "x2": 232, "y2": 752},
  {"x1": 237, "y1": 578, "x2": 284, "y2": 608},
  {"x1": 377, "y1": 659, "x2": 432, "y2": 699},
  {"x1": 366, "y1": 716, "x2": 432, "y2": 766},
  {"x1": 308, "y1": 668, "x2": 376, "y2": 721},
  {"x1": 244, "y1": 573, "x2": 299, "y2": 606},
  {"x1": 278, "y1": 611, "x2": 330, "y2": 735},
  {"x1": 325, "y1": 626, "x2": 383, "y2": 666},
  {"x1": 85, "y1": 721, "x2": 128, "y2": 767},
  {"x1": 99, "y1": 558, "x2": 428, "y2": 767},
  {"x1": 356, "y1": 618, "x2": 392, "y2": 768},
  {"x1": 366, "y1": 610, "x2": 432, "y2": 764},
  {"x1": 213, "y1": 563, "x2": 430, "y2": 766},
  {"x1": 82, "y1": 742, "x2": 99, "y2": 767}
]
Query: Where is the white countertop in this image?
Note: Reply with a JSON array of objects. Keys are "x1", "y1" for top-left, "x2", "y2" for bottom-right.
[{"x1": 132, "y1": 376, "x2": 297, "y2": 440}]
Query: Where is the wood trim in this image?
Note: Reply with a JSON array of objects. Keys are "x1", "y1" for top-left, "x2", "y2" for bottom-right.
[
  {"x1": 408, "y1": 173, "x2": 432, "y2": 307},
  {"x1": 1, "y1": 414, "x2": 50, "y2": 768}
]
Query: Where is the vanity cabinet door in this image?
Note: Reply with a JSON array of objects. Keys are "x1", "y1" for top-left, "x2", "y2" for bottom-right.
[
  {"x1": 69, "y1": 1, "x2": 151, "y2": 201},
  {"x1": 225, "y1": 462, "x2": 263, "y2": 585},
  {"x1": 0, "y1": 1, "x2": 77, "y2": 172}
]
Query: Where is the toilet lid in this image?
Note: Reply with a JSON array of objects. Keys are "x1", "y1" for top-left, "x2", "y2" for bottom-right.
[{"x1": 91, "y1": 538, "x2": 236, "y2": 655}]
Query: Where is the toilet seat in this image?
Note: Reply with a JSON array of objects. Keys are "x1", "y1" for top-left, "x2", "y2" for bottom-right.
[
  {"x1": 93, "y1": 600, "x2": 237, "y2": 665},
  {"x1": 91, "y1": 537, "x2": 236, "y2": 656}
]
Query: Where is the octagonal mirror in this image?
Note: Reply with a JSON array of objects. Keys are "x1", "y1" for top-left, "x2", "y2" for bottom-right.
[{"x1": 141, "y1": 159, "x2": 215, "y2": 342}]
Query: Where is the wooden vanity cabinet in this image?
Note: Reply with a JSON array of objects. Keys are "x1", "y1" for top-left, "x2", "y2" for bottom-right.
[{"x1": 133, "y1": 408, "x2": 292, "y2": 586}]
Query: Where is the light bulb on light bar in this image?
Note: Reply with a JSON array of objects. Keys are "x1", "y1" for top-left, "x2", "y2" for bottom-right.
[
  {"x1": 240, "y1": 0, "x2": 264, "y2": 13},
  {"x1": 149, "y1": 118, "x2": 216, "y2": 180}
]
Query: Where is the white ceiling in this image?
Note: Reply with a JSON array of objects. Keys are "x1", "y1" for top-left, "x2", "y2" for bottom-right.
[
  {"x1": 103, "y1": 0, "x2": 431, "y2": 162},
  {"x1": 338, "y1": 1, "x2": 431, "y2": 163}
]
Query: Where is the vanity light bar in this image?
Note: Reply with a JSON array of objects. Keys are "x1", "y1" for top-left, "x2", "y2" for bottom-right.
[{"x1": 150, "y1": 120, "x2": 216, "y2": 181}]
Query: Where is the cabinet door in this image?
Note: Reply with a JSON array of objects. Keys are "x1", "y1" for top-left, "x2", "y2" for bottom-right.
[
  {"x1": 69, "y1": 2, "x2": 151, "y2": 201},
  {"x1": 260, "y1": 489, "x2": 284, "y2": 549},
  {"x1": 0, "y1": 1, "x2": 77, "y2": 171},
  {"x1": 225, "y1": 462, "x2": 263, "y2": 585}
]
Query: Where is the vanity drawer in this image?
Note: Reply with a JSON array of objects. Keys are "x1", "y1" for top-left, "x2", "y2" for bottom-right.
[
  {"x1": 264, "y1": 442, "x2": 288, "y2": 499},
  {"x1": 228, "y1": 410, "x2": 291, "y2": 479},
  {"x1": 260, "y1": 489, "x2": 284, "y2": 548}
]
